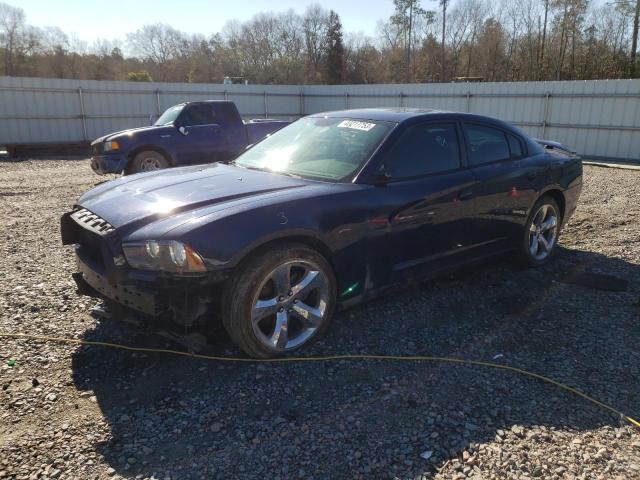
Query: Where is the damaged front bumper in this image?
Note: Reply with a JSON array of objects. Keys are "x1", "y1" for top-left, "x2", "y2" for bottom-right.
[
  {"x1": 72, "y1": 245, "x2": 224, "y2": 326},
  {"x1": 62, "y1": 208, "x2": 226, "y2": 326},
  {"x1": 74, "y1": 249, "x2": 158, "y2": 315}
]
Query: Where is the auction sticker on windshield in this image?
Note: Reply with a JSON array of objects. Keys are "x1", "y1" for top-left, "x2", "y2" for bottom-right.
[{"x1": 337, "y1": 120, "x2": 376, "y2": 131}]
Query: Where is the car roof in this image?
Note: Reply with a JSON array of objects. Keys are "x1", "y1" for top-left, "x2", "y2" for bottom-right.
[
  {"x1": 178, "y1": 100, "x2": 235, "y2": 106},
  {"x1": 308, "y1": 108, "x2": 514, "y2": 126},
  {"x1": 309, "y1": 108, "x2": 445, "y2": 122}
]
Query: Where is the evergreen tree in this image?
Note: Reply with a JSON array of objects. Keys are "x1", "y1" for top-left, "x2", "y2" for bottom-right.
[{"x1": 325, "y1": 11, "x2": 344, "y2": 85}]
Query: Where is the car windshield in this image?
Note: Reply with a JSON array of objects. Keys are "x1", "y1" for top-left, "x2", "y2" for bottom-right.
[
  {"x1": 233, "y1": 117, "x2": 395, "y2": 181},
  {"x1": 155, "y1": 105, "x2": 184, "y2": 126}
]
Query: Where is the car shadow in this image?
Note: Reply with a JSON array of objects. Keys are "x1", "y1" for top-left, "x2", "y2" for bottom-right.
[{"x1": 71, "y1": 246, "x2": 639, "y2": 479}]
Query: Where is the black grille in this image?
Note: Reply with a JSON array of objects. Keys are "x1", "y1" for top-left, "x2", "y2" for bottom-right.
[
  {"x1": 91, "y1": 143, "x2": 104, "y2": 155},
  {"x1": 71, "y1": 208, "x2": 115, "y2": 235}
]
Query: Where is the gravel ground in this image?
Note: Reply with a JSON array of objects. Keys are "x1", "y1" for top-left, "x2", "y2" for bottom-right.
[{"x1": 1, "y1": 159, "x2": 639, "y2": 480}]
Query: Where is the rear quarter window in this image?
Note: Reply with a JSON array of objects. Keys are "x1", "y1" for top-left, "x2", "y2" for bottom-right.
[
  {"x1": 464, "y1": 124, "x2": 511, "y2": 165},
  {"x1": 507, "y1": 133, "x2": 524, "y2": 159}
]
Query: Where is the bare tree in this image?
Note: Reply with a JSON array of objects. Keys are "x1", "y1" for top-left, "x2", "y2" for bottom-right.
[
  {"x1": 344, "y1": 32, "x2": 381, "y2": 83},
  {"x1": 539, "y1": 0, "x2": 550, "y2": 78},
  {"x1": 612, "y1": 0, "x2": 640, "y2": 76},
  {"x1": 127, "y1": 23, "x2": 183, "y2": 65},
  {"x1": 440, "y1": 0, "x2": 449, "y2": 80},
  {"x1": 377, "y1": 19, "x2": 404, "y2": 50},
  {"x1": 391, "y1": 0, "x2": 432, "y2": 82},
  {"x1": 0, "y1": 0, "x2": 637, "y2": 84},
  {"x1": 633, "y1": 0, "x2": 640, "y2": 76},
  {"x1": 302, "y1": 4, "x2": 329, "y2": 82},
  {"x1": 0, "y1": 2, "x2": 26, "y2": 75}
]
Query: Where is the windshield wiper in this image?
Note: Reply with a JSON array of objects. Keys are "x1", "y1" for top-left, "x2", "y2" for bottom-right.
[
  {"x1": 231, "y1": 163, "x2": 264, "y2": 171},
  {"x1": 232, "y1": 163, "x2": 303, "y2": 179}
]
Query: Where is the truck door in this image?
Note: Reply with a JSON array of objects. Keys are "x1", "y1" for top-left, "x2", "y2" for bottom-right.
[{"x1": 175, "y1": 104, "x2": 227, "y2": 165}]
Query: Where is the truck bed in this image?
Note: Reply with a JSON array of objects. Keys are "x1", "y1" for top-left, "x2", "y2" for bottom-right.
[{"x1": 244, "y1": 119, "x2": 290, "y2": 145}]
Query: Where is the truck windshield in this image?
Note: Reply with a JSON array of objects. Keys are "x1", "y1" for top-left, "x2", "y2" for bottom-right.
[
  {"x1": 155, "y1": 105, "x2": 184, "y2": 126},
  {"x1": 233, "y1": 117, "x2": 395, "y2": 181}
]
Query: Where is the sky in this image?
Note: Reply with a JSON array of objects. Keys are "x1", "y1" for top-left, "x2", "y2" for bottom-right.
[{"x1": 12, "y1": 0, "x2": 411, "y2": 45}]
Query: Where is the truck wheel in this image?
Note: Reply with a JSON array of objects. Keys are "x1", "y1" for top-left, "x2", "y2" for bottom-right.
[
  {"x1": 125, "y1": 151, "x2": 169, "y2": 175},
  {"x1": 222, "y1": 243, "x2": 336, "y2": 359}
]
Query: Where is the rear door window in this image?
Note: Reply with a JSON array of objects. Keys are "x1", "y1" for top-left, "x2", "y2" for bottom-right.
[
  {"x1": 464, "y1": 124, "x2": 511, "y2": 165},
  {"x1": 383, "y1": 122, "x2": 461, "y2": 179},
  {"x1": 180, "y1": 104, "x2": 217, "y2": 126}
]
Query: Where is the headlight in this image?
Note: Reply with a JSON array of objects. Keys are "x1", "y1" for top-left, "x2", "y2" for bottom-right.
[
  {"x1": 122, "y1": 240, "x2": 206, "y2": 273},
  {"x1": 104, "y1": 140, "x2": 120, "y2": 152}
]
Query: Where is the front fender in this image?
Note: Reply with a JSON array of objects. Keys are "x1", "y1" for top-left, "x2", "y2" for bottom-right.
[
  {"x1": 165, "y1": 196, "x2": 371, "y2": 297},
  {"x1": 180, "y1": 204, "x2": 327, "y2": 269}
]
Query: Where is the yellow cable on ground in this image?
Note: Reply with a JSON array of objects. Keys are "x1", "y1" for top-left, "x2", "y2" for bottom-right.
[{"x1": 2, "y1": 332, "x2": 639, "y2": 429}]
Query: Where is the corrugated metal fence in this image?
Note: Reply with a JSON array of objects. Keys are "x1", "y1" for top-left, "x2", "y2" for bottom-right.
[{"x1": 1, "y1": 76, "x2": 638, "y2": 161}]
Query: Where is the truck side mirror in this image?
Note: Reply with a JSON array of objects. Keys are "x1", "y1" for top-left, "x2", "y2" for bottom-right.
[{"x1": 178, "y1": 126, "x2": 189, "y2": 136}]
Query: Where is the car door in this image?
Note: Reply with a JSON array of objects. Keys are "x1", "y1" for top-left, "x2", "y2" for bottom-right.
[
  {"x1": 175, "y1": 104, "x2": 227, "y2": 165},
  {"x1": 373, "y1": 121, "x2": 478, "y2": 282},
  {"x1": 462, "y1": 122, "x2": 544, "y2": 245}
]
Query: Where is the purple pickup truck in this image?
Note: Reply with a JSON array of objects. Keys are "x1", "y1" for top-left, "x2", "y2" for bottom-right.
[{"x1": 90, "y1": 101, "x2": 289, "y2": 175}]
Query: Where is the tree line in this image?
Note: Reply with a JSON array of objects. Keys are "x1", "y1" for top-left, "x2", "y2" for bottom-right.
[{"x1": 0, "y1": 0, "x2": 638, "y2": 84}]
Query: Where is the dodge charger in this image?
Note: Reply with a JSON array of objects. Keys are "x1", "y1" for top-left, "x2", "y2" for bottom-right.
[{"x1": 61, "y1": 108, "x2": 582, "y2": 358}]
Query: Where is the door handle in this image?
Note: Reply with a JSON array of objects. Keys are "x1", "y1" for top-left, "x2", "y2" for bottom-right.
[
  {"x1": 458, "y1": 189, "x2": 474, "y2": 200},
  {"x1": 526, "y1": 171, "x2": 537, "y2": 180}
]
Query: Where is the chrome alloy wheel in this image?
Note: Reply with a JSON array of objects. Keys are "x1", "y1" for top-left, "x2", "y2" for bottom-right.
[
  {"x1": 529, "y1": 203, "x2": 558, "y2": 261},
  {"x1": 251, "y1": 260, "x2": 330, "y2": 352}
]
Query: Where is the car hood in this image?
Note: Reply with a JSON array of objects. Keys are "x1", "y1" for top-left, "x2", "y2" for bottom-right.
[
  {"x1": 92, "y1": 125, "x2": 169, "y2": 144},
  {"x1": 77, "y1": 163, "x2": 313, "y2": 236}
]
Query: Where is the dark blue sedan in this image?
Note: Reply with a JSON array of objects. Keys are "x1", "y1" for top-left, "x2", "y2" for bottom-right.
[{"x1": 62, "y1": 108, "x2": 582, "y2": 358}]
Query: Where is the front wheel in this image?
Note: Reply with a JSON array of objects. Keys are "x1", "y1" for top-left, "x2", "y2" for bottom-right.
[
  {"x1": 518, "y1": 196, "x2": 562, "y2": 266},
  {"x1": 125, "y1": 150, "x2": 169, "y2": 175},
  {"x1": 222, "y1": 244, "x2": 336, "y2": 358}
]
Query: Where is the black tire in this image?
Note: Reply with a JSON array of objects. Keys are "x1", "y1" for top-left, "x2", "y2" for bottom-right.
[
  {"x1": 518, "y1": 195, "x2": 562, "y2": 267},
  {"x1": 222, "y1": 243, "x2": 336, "y2": 358},
  {"x1": 124, "y1": 150, "x2": 169, "y2": 175}
]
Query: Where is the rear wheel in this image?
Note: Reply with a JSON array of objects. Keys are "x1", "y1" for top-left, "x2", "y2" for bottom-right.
[
  {"x1": 125, "y1": 150, "x2": 169, "y2": 175},
  {"x1": 518, "y1": 196, "x2": 562, "y2": 266},
  {"x1": 222, "y1": 244, "x2": 336, "y2": 358}
]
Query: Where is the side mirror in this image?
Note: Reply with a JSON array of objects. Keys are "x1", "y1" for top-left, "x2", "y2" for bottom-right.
[
  {"x1": 178, "y1": 126, "x2": 189, "y2": 136},
  {"x1": 371, "y1": 171, "x2": 391, "y2": 186}
]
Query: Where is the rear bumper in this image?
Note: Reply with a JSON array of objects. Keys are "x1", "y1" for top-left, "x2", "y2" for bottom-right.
[
  {"x1": 563, "y1": 181, "x2": 582, "y2": 227},
  {"x1": 90, "y1": 153, "x2": 129, "y2": 175}
]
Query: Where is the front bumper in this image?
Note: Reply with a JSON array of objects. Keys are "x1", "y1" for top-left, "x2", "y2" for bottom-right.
[
  {"x1": 74, "y1": 246, "x2": 163, "y2": 316},
  {"x1": 62, "y1": 207, "x2": 227, "y2": 325},
  {"x1": 90, "y1": 153, "x2": 129, "y2": 175},
  {"x1": 72, "y1": 245, "x2": 221, "y2": 325},
  {"x1": 75, "y1": 249, "x2": 159, "y2": 315}
]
